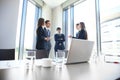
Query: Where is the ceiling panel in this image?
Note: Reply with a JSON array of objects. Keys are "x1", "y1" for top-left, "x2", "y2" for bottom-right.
[{"x1": 42, "y1": 0, "x2": 67, "y2": 8}]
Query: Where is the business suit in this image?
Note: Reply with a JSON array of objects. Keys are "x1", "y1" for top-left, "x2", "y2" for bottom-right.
[
  {"x1": 36, "y1": 26, "x2": 46, "y2": 50},
  {"x1": 54, "y1": 33, "x2": 65, "y2": 52},
  {"x1": 74, "y1": 29, "x2": 87, "y2": 40},
  {"x1": 44, "y1": 28, "x2": 51, "y2": 54}
]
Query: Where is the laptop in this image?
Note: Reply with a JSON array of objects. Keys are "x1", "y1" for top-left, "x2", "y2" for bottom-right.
[{"x1": 66, "y1": 39, "x2": 94, "y2": 64}]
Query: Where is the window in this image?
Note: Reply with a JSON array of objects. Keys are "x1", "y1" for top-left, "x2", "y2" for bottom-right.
[
  {"x1": 63, "y1": 8, "x2": 69, "y2": 49},
  {"x1": 63, "y1": 0, "x2": 120, "y2": 62},
  {"x1": 74, "y1": 0, "x2": 96, "y2": 50},
  {"x1": 100, "y1": 0, "x2": 120, "y2": 62},
  {"x1": 16, "y1": 0, "x2": 42, "y2": 59},
  {"x1": 75, "y1": 0, "x2": 97, "y2": 60},
  {"x1": 63, "y1": 6, "x2": 74, "y2": 50},
  {"x1": 15, "y1": 0, "x2": 24, "y2": 60},
  {"x1": 63, "y1": 0, "x2": 97, "y2": 53},
  {"x1": 24, "y1": 1, "x2": 36, "y2": 50}
]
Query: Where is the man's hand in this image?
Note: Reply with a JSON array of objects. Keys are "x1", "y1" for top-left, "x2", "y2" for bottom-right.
[
  {"x1": 45, "y1": 37, "x2": 50, "y2": 41},
  {"x1": 68, "y1": 35, "x2": 72, "y2": 38}
]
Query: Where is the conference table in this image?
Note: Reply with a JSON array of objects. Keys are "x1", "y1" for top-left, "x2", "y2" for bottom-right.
[{"x1": 0, "y1": 60, "x2": 120, "y2": 80}]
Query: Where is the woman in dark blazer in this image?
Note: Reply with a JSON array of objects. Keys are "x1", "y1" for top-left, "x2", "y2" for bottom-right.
[
  {"x1": 36, "y1": 18, "x2": 49, "y2": 50},
  {"x1": 69, "y1": 22, "x2": 88, "y2": 40},
  {"x1": 77, "y1": 22, "x2": 88, "y2": 40},
  {"x1": 54, "y1": 27, "x2": 65, "y2": 52}
]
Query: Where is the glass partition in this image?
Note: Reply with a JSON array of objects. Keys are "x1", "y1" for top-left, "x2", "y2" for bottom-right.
[
  {"x1": 100, "y1": 0, "x2": 120, "y2": 62},
  {"x1": 16, "y1": 0, "x2": 42, "y2": 59}
]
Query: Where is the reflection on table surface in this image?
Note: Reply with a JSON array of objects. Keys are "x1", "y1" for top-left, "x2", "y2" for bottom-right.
[{"x1": 0, "y1": 60, "x2": 120, "y2": 80}]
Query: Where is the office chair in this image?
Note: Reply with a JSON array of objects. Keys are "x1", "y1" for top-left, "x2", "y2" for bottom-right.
[
  {"x1": 26, "y1": 49, "x2": 48, "y2": 59},
  {"x1": 0, "y1": 49, "x2": 15, "y2": 60}
]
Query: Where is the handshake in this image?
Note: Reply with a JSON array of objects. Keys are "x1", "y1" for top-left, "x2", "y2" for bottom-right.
[{"x1": 45, "y1": 37, "x2": 50, "y2": 41}]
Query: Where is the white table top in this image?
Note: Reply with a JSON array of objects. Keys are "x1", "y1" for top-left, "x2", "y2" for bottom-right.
[{"x1": 0, "y1": 60, "x2": 120, "y2": 80}]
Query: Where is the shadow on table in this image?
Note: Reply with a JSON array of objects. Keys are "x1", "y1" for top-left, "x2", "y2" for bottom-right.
[{"x1": 66, "y1": 63, "x2": 90, "y2": 80}]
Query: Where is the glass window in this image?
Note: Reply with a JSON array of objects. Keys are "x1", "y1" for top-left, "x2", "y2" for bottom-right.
[
  {"x1": 67, "y1": 8, "x2": 71, "y2": 49},
  {"x1": 24, "y1": 1, "x2": 36, "y2": 50},
  {"x1": 100, "y1": 0, "x2": 120, "y2": 61},
  {"x1": 63, "y1": 7, "x2": 74, "y2": 50},
  {"x1": 63, "y1": 9, "x2": 69, "y2": 49},
  {"x1": 74, "y1": 0, "x2": 96, "y2": 51},
  {"x1": 15, "y1": 0, "x2": 23, "y2": 60},
  {"x1": 16, "y1": 0, "x2": 42, "y2": 59},
  {"x1": 63, "y1": 0, "x2": 96, "y2": 54}
]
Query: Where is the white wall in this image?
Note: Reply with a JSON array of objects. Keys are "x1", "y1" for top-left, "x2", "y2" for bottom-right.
[
  {"x1": 52, "y1": 6, "x2": 63, "y2": 32},
  {"x1": 0, "y1": 0, "x2": 20, "y2": 49},
  {"x1": 50, "y1": 6, "x2": 63, "y2": 58},
  {"x1": 42, "y1": 3, "x2": 52, "y2": 21}
]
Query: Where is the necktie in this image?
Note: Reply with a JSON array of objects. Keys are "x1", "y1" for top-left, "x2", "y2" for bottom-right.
[{"x1": 47, "y1": 30, "x2": 50, "y2": 37}]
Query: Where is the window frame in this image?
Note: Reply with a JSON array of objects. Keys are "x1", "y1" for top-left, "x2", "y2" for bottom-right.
[
  {"x1": 17, "y1": 0, "x2": 42, "y2": 59},
  {"x1": 62, "y1": 0, "x2": 101, "y2": 56}
]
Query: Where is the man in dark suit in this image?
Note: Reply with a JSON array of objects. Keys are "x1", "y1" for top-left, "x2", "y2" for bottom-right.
[
  {"x1": 44, "y1": 20, "x2": 51, "y2": 56},
  {"x1": 54, "y1": 27, "x2": 65, "y2": 52}
]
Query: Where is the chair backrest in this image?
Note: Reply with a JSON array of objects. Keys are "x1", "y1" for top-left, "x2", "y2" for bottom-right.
[
  {"x1": 0, "y1": 49, "x2": 15, "y2": 60},
  {"x1": 26, "y1": 49, "x2": 48, "y2": 59},
  {"x1": 36, "y1": 50, "x2": 48, "y2": 59}
]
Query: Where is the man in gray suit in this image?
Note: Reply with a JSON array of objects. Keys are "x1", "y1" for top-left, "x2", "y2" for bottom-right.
[{"x1": 44, "y1": 20, "x2": 51, "y2": 57}]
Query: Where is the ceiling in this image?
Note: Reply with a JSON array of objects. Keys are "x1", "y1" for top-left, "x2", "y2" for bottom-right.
[{"x1": 42, "y1": 0, "x2": 67, "y2": 8}]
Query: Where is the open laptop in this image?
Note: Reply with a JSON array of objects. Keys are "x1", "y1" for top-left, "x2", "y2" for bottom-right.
[{"x1": 66, "y1": 39, "x2": 94, "y2": 64}]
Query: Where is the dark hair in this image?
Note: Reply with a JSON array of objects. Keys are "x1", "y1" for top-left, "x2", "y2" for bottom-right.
[
  {"x1": 80, "y1": 22, "x2": 85, "y2": 30},
  {"x1": 80, "y1": 22, "x2": 88, "y2": 39},
  {"x1": 56, "y1": 27, "x2": 61, "y2": 30},
  {"x1": 76, "y1": 23, "x2": 79, "y2": 26},
  {"x1": 38, "y1": 18, "x2": 44, "y2": 27},
  {"x1": 45, "y1": 20, "x2": 50, "y2": 24}
]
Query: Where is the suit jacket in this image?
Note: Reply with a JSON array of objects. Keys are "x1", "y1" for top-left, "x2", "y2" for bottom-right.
[
  {"x1": 44, "y1": 28, "x2": 51, "y2": 52},
  {"x1": 74, "y1": 29, "x2": 87, "y2": 40},
  {"x1": 54, "y1": 33, "x2": 65, "y2": 52},
  {"x1": 36, "y1": 26, "x2": 46, "y2": 50}
]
